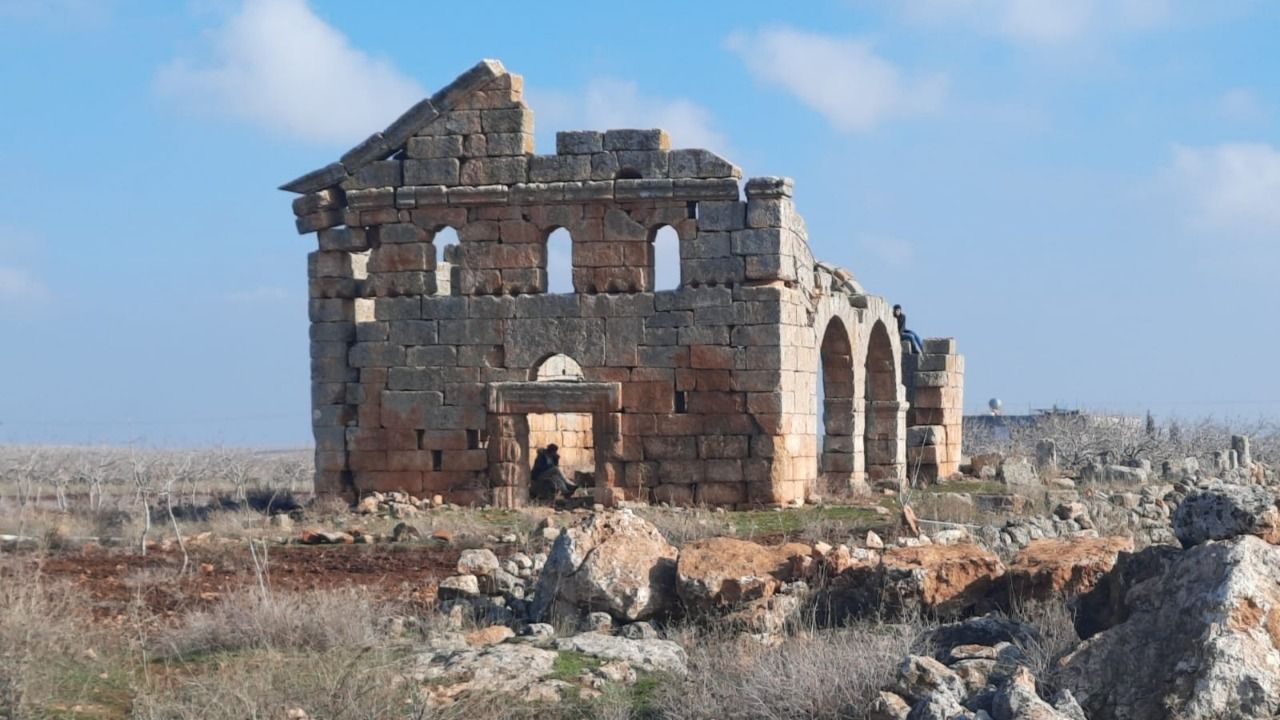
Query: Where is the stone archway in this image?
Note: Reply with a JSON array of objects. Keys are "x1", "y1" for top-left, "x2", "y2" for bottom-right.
[
  {"x1": 818, "y1": 318, "x2": 858, "y2": 495},
  {"x1": 864, "y1": 320, "x2": 905, "y2": 488}
]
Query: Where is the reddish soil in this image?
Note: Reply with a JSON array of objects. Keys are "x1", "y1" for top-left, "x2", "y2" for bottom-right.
[{"x1": 3, "y1": 543, "x2": 461, "y2": 620}]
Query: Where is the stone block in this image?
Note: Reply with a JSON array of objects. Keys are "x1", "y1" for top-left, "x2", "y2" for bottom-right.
[
  {"x1": 309, "y1": 298, "x2": 353, "y2": 323},
  {"x1": 615, "y1": 150, "x2": 669, "y2": 177},
  {"x1": 460, "y1": 156, "x2": 527, "y2": 185},
  {"x1": 448, "y1": 185, "x2": 509, "y2": 205},
  {"x1": 318, "y1": 227, "x2": 368, "y2": 252},
  {"x1": 380, "y1": 390, "x2": 443, "y2": 428},
  {"x1": 295, "y1": 210, "x2": 343, "y2": 234},
  {"x1": 603, "y1": 129, "x2": 669, "y2": 151},
  {"x1": 480, "y1": 108, "x2": 532, "y2": 134},
  {"x1": 668, "y1": 148, "x2": 741, "y2": 179},
  {"x1": 367, "y1": 271, "x2": 437, "y2": 297},
  {"x1": 343, "y1": 159, "x2": 402, "y2": 190},
  {"x1": 388, "y1": 320, "x2": 438, "y2": 345},
  {"x1": 923, "y1": 338, "x2": 957, "y2": 354},
  {"x1": 346, "y1": 188, "x2": 395, "y2": 210},
  {"x1": 744, "y1": 176, "x2": 794, "y2": 199},
  {"x1": 672, "y1": 178, "x2": 739, "y2": 200},
  {"x1": 404, "y1": 158, "x2": 460, "y2": 186},
  {"x1": 528, "y1": 154, "x2": 593, "y2": 183},
  {"x1": 697, "y1": 201, "x2": 746, "y2": 232},
  {"x1": 280, "y1": 162, "x2": 347, "y2": 194},
  {"x1": 556, "y1": 131, "x2": 604, "y2": 154},
  {"x1": 291, "y1": 188, "x2": 342, "y2": 217},
  {"x1": 431, "y1": 110, "x2": 484, "y2": 136},
  {"x1": 615, "y1": 178, "x2": 674, "y2": 200},
  {"x1": 406, "y1": 135, "x2": 464, "y2": 159},
  {"x1": 373, "y1": 296, "x2": 421, "y2": 320},
  {"x1": 485, "y1": 132, "x2": 533, "y2": 156},
  {"x1": 368, "y1": 243, "x2": 434, "y2": 273}
]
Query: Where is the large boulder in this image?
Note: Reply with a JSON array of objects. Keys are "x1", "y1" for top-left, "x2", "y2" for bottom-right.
[
  {"x1": 821, "y1": 543, "x2": 1005, "y2": 621},
  {"x1": 553, "y1": 631, "x2": 687, "y2": 675},
  {"x1": 1005, "y1": 536, "x2": 1134, "y2": 600},
  {"x1": 1172, "y1": 482, "x2": 1280, "y2": 548},
  {"x1": 410, "y1": 642, "x2": 565, "y2": 706},
  {"x1": 675, "y1": 537, "x2": 812, "y2": 611},
  {"x1": 1072, "y1": 545, "x2": 1181, "y2": 639},
  {"x1": 1057, "y1": 536, "x2": 1280, "y2": 719},
  {"x1": 531, "y1": 510, "x2": 677, "y2": 622}
]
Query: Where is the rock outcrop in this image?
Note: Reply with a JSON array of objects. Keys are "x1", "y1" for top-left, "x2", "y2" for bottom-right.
[
  {"x1": 1172, "y1": 481, "x2": 1280, "y2": 548},
  {"x1": 1005, "y1": 536, "x2": 1133, "y2": 600},
  {"x1": 675, "y1": 536, "x2": 812, "y2": 611},
  {"x1": 531, "y1": 510, "x2": 677, "y2": 622},
  {"x1": 1057, "y1": 535, "x2": 1280, "y2": 719},
  {"x1": 823, "y1": 543, "x2": 1005, "y2": 620}
]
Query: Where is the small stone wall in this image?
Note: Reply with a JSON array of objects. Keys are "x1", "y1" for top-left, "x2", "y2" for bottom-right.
[{"x1": 904, "y1": 338, "x2": 966, "y2": 483}]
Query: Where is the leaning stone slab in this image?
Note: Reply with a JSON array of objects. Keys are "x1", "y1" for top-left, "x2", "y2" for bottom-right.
[{"x1": 280, "y1": 161, "x2": 348, "y2": 193}]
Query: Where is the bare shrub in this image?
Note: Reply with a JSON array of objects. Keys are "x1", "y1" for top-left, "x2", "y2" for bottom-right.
[
  {"x1": 0, "y1": 576, "x2": 107, "y2": 718},
  {"x1": 656, "y1": 621, "x2": 917, "y2": 720},
  {"x1": 964, "y1": 412, "x2": 1280, "y2": 477},
  {"x1": 132, "y1": 647, "x2": 419, "y2": 720},
  {"x1": 152, "y1": 587, "x2": 384, "y2": 659},
  {"x1": 1007, "y1": 597, "x2": 1080, "y2": 685}
]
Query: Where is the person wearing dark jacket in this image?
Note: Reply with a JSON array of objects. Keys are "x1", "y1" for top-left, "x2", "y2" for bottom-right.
[
  {"x1": 530, "y1": 444, "x2": 576, "y2": 501},
  {"x1": 893, "y1": 304, "x2": 925, "y2": 355}
]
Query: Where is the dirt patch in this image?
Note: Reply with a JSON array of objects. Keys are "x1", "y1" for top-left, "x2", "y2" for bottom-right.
[{"x1": 4, "y1": 543, "x2": 461, "y2": 620}]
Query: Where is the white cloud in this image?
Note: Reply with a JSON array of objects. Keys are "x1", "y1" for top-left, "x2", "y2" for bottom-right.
[
  {"x1": 725, "y1": 27, "x2": 946, "y2": 133},
  {"x1": 528, "y1": 78, "x2": 730, "y2": 154},
  {"x1": 896, "y1": 0, "x2": 1170, "y2": 45},
  {"x1": 155, "y1": 0, "x2": 425, "y2": 145},
  {"x1": 0, "y1": 265, "x2": 51, "y2": 305},
  {"x1": 1168, "y1": 142, "x2": 1280, "y2": 239},
  {"x1": 1216, "y1": 88, "x2": 1266, "y2": 122}
]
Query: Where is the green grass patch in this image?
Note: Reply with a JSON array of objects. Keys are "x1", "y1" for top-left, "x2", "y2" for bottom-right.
[
  {"x1": 727, "y1": 505, "x2": 886, "y2": 537},
  {"x1": 550, "y1": 650, "x2": 602, "y2": 682},
  {"x1": 919, "y1": 480, "x2": 1007, "y2": 495}
]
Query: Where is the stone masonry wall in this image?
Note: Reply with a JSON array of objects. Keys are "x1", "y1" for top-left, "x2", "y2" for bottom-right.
[
  {"x1": 904, "y1": 338, "x2": 966, "y2": 483},
  {"x1": 284, "y1": 59, "x2": 963, "y2": 507}
]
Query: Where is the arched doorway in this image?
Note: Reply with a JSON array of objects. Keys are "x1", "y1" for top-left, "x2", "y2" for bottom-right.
[
  {"x1": 818, "y1": 318, "x2": 857, "y2": 495},
  {"x1": 528, "y1": 354, "x2": 594, "y2": 482},
  {"x1": 864, "y1": 320, "x2": 903, "y2": 486}
]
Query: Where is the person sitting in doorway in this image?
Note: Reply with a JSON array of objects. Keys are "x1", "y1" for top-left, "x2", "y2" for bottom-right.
[
  {"x1": 530, "y1": 443, "x2": 577, "y2": 502},
  {"x1": 893, "y1": 304, "x2": 925, "y2": 355}
]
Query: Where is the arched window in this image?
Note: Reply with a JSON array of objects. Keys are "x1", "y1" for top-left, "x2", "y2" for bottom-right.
[
  {"x1": 434, "y1": 226, "x2": 459, "y2": 296},
  {"x1": 529, "y1": 354, "x2": 593, "y2": 481},
  {"x1": 534, "y1": 353, "x2": 584, "y2": 382},
  {"x1": 651, "y1": 225, "x2": 680, "y2": 291},
  {"x1": 546, "y1": 227, "x2": 573, "y2": 294}
]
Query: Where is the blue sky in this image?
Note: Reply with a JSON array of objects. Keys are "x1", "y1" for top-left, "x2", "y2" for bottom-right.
[{"x1": 1, "y1": 0, "x2": 1276, "y2": 446}]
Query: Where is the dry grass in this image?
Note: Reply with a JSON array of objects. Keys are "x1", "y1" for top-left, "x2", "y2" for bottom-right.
[
  {"x1": 655, "y1": 621, "x2": 918, "y2": 720},
  {"x1": 150, "y1": 587, "x2": 387, "y2": 660},
  {"x1": 1006, "y1": 597, "x2": 1080, "y2": 687},
  {"x1": 0, "y1": 576, "x2": 124, "y2": 719}
]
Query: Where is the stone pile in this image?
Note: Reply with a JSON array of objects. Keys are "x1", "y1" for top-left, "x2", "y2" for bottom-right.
[{"x1": 873, "y1": 616, "x2": 1087, "y2": 720}]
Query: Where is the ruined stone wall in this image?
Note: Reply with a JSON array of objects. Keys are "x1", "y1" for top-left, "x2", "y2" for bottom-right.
[
  {"x1": 286, "y1": 60, "x2": 961, "y2": 507},
  {"x1": 904, "y1": 339, "x2": 966, "y2": 482}
]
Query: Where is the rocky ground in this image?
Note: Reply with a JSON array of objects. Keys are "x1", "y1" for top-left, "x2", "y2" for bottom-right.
[{"x1": 3, "y1": 442, "x2": 1280, "y2": 719}]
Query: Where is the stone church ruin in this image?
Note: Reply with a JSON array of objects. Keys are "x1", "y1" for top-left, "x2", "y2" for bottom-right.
[{"x1": 281, "y1": 60, "x2": 966, "y2": 507}]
